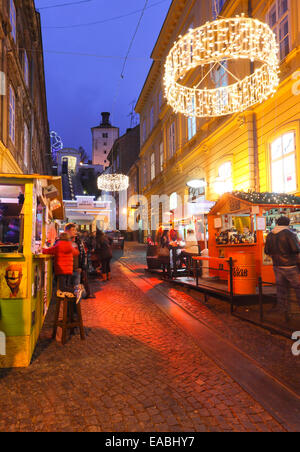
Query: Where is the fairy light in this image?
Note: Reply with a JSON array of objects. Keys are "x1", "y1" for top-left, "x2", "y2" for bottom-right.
[
  {"x1": 97, "y1": 174, "x2": 129, "y2": 192},
  {"x1": 164, "y1": 15, "x2": 280, "y2": 117}
]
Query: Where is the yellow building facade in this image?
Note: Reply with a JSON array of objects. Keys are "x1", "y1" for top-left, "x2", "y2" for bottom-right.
[
  {"x1": 135, "y1": 0, "x2": 300, "y2": 233},
  {"x1": 0, "y1": 0, "x2": 51, "y2": 175}
]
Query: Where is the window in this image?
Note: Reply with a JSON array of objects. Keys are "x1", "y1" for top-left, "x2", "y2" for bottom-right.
[
  {"x1": 271, "y1": 131, "x2": 297, "y2": 193},
  {"x1": 24, "y1": 123, "x2": 29, "y2": 168},
  {"x1": 158, "y1": 91, "x2": 163, "y2": 111},
  {"x1": 142, "y1": 119, "x2": 147, "y2": 143},
  {"x1": 151, "y1": 153, "x2": 155, "y2": 181},
  {"x1": 102, "y1": 133, "x2": 108, "y2": 138},
  {"x1": 160, "y1": 142, "x2": 164, "y2": 172},
  {"x1": 9, "y1": 85, "x2": 16, "y2": 144},
  {"x1": 267, "y1": 0, "x2": 290, "y2": 60},
  {"x1": 212, "y1": 60, "x2": 229, "y2": 112},
  {"x1": 213, "y1": 0, "x2": 227, "y2": 19},
  {"x1": 169, "y1": 122, "x2": 176, "y2": 157},
  {"x1": 188, "y1": 97, "x2": 197, "y2": 140},
  {"x1": 143, "y1": 160, "x2": 147, "y2": 187},
  {"x1": 150, "y1": 107, "x2": 155, "y2": 131},
  {"x1": 10, "y1": 0, "x2": 17, "y2": 42},
  {"x1": 24, "y1": 51, "x2": 29, "y2": 87},
  {"x1": 170, "y1": 192, "x2": 178, "y2": 211},
  {"x1": 214, "y1": 162, "x2": 233, "y2": 195}
]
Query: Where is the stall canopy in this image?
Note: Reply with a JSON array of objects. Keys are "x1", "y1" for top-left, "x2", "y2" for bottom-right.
[
  {"x1": 209, "y1": 191, "x2": 300, "y2": 215},
  {"x1": 0, "y1": 174, "x2": 64, "y2": 220}
]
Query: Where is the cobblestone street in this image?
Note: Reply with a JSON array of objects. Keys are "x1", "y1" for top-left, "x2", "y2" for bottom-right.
[{"x1": 0, "y1": 245, "x2": 290, "y2": 432}]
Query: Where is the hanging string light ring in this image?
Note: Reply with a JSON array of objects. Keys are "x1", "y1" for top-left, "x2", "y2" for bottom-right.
[
  {"x1": 97, "y1": 174, "x2": 129, "y2": 192},
  {"x1": 164, "y1": 15, "x2": 280, "y2": 118}
]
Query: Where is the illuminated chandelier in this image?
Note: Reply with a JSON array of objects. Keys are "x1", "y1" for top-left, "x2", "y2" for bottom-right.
[
  {"x1": 97, "y1": 174, "x2": 129, "y2": 192},
  {"x1": 164, "y1": 15, "x2": 280, "y2": 118}
]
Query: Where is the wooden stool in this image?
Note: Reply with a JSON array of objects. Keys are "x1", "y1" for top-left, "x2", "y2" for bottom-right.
[{"x1": 52, "y1": 295, "x2": 85, "y2": 345}]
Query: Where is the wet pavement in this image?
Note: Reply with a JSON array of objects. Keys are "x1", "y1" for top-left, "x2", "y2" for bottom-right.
[
  {"x1": 0, "y1": 244, "x2": 293, "y2": 432},
  {"x1": 120, "y1": 243, "x2": 300, "y2": 398}
]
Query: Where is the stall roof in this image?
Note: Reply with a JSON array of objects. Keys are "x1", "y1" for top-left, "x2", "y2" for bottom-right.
[
  {"x1": 209, "y1": 191, "x2": 300, "y2": 216},
  {"x1": 0, "y1": 174, "x2": 64, "y2": 220}
]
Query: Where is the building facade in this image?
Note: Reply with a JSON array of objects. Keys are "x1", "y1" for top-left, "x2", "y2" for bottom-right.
[
  {"x1": 0, "y1": 0, "x2": 51, "y2": 175},
  {"x1": 91, "y1": 112, "x2": 119, "y2": 169},
  {"x1": 108, "y1": 125, "x2": 140, "y2": 176},
  {"x1": 135, "y1": 0, "x2": 300, "y2": 235}
]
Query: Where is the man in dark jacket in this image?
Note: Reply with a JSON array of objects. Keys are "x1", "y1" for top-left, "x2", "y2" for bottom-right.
[{"x1": 265, "y1": 216, "x2": 300, "y2": 314}]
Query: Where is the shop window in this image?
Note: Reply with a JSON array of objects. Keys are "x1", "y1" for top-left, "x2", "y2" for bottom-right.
[
  {"x1": 267, "y1": 0, "x2": 290, "y2": 60},
  {"x1": 214, "y1": 162, "x2": 233, "y2": 195},
  {"x1": 10, "y1": 0, "x2": 17, "y2": 42},
  {"x1": 9, "y1": 85, "x2": 16, "y2": 144},
  {"x1": 151, "y1": 153, "x2": 155, "y2": 181},
  {"x1": 271, "y1": 131, "x2": 297, "y2": 193},
  {"x1": 0, "y1": 184, "x2": 24, "y2": 252}
]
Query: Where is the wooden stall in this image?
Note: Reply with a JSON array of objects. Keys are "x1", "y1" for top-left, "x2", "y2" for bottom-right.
[
  {"x1": 0, "y1": 174, "x2": 64, "y2": 368},
  {"x1": 207, "y1": 192, "x2": 300, "y2": 294}
]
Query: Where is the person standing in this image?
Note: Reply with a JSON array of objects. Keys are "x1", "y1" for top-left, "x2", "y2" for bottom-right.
[
  {"x1": 42, "y1": 232, "x2": 79, "y2": 295},
  {"x1": 95, "y1": 230, "x2": 113, "y2": 281},
  {"x1": 159, "y1": 229, "x2": 171, "y2": 279},
  {"x1": 265, "y1": 216, "x2": 300, "y2": 317},
  {"x1": 64, "y1": 223, "x2": 86, "y2": 302}
]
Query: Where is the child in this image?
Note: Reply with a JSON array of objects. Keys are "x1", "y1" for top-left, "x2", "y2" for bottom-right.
[{"x1": 43, "y1": 232, "x2": 79, "y2": 296}]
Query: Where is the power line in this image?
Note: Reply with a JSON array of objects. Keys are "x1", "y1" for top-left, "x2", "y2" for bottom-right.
[
  {"x1": 43, "y1": 0, "x2": 168, "y2": 29},
  {"x1": 19, "y1": 47, "x2": 153, "y2": 60},
  {"x1": 37, "y1": 0, "x2": 93, "y2": 9},
  {"x1": 121, "y1": 0, "x2": 149, "y2": 79}
]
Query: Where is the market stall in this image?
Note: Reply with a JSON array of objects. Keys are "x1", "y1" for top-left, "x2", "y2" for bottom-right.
[
  {"x1": 0, "y1": 174, "x2": 64, "y2": 368},
  {"x1": 207, "y1": 191, "x2": 300, "y2": 294}
]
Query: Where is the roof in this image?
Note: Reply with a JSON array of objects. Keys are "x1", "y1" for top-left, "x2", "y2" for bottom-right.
[
  {"x1": 0, "y1": 174, "x2": 64, "y2": 220},
  {"x1": 209, "y1": 191, "x2": 300, "y2": 216},
  {"x1": 232, "y1": 191, "x2": 300, "y2": 205}
]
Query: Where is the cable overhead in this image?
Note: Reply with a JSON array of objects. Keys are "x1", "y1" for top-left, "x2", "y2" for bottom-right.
[
  {"x1": 121, "y1": 0, "x2": 149, "y2": 79},
  {"x1": 43, "y1": 0, "x2": 168, "y2": 29},
  {"x1": 37, "y1": 0, "x2": 93, "y2": 10}
]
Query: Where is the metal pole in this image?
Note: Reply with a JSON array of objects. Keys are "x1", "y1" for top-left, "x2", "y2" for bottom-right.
[
  {"x1": 258, "y1": 277, "x2": 264, "y2": 322},
  {"x1": 229, "y1": 257, "x2": 234, "y2": 314}
]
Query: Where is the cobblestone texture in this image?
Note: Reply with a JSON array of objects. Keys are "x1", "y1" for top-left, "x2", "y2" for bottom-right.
[
  {"x1": 121, "y1": 243, "x2": 300, "y2": 397},
  {"x1": 0, "y1": 249, "x2": 286, "y2": 432}
]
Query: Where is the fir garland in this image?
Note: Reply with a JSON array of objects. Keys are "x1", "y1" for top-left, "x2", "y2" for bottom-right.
[{"x1": 231, "y1": 191, "x2": 300, "y2": 205}]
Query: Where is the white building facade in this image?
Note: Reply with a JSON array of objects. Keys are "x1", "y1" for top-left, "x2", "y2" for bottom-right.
[{"x1": 91, "y1": 112, "x2": 119, "y2": 169}]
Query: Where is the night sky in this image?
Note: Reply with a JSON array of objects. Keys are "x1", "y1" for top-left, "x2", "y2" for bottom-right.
[{"x1": 35, "y1": 0, "x2": 172, "y2": 159}]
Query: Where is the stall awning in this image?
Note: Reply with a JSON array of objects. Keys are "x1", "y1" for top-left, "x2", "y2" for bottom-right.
[
  {"x1": 209, "y1": 192, "x2": 300, "y2": 216},
  {"x1": 0, "y1": 174, "x2": 65, "y2": 220}
]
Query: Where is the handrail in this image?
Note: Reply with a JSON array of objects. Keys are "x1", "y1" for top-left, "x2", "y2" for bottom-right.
[{"x1": 192, "y1": 256, "x2": 233, "y2": 264}]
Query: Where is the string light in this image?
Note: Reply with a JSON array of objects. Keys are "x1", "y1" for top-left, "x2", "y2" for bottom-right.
[
  {"x1": 97, "y1": 174, "x2": 129, "y2": 192},
  {"x1": 164, "y1": 15, "x2": 280, "y2": 118}
]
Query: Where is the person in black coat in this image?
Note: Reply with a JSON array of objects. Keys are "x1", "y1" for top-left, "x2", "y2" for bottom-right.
[
  {"x1": 265, "y1": 216, "x2": 300, "y2": 315},
  {"x1": 96, "y1": 230, "x2": 113, "y2": 281}
]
